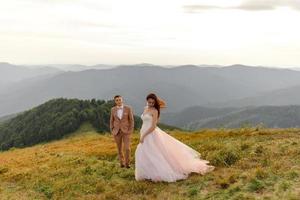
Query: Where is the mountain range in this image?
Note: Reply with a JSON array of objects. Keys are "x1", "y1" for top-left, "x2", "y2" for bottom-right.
[
  {"x1": 161, "y1": 105, "x2": 300, "y2": 130},
  {"x1": 2, "y1": 63, "x2": 300, "y2": 119},
  {"x1": 0, "y1": 62, "x2": 62, "y2": 84}
]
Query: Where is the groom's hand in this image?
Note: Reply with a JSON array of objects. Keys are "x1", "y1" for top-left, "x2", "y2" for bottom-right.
[{"x1": 112, "y1": 131, "x2": 117, "y2": 136}]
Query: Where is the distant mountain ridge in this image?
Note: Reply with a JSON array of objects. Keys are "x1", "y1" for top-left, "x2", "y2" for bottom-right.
[
  {"x1": 0, "y1": 62, "x2": 62, "y2": 84},
  {"x1": 162, "y1": 105, "x2": 300, "y2": 130},
  {"x1": 2, "y1": 63, "x2": 300, "y2": 117},
  {"x1": 208, "y1": 84, "x2": 300, "y2": 108},
  {"x1": 45, "y1": 64, "x2": 116, "y2": 71}
]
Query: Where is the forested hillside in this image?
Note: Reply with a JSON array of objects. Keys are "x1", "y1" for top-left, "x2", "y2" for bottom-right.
[{"x1": 0, "y1": 98, "x2": 142, "y2": 151}]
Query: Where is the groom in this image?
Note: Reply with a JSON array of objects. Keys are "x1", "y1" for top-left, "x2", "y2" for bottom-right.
[{"x1": 110, "y1": 95, "x2": 134, "y2": 168}]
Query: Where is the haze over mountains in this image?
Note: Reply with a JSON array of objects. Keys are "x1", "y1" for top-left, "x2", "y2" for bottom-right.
[
  {"x1": 44, "y1": 64, "x2": 116, "y2": 72},
  {"x1": 0, "y1": 62, "x2": 62, "y2": 84},
  {"x1": 161, "y1": 105, "x2": 300, "y2": 130},
  {"x1": 0, "y1": 62, "x2": 116, "y2": 86},
  {"x1": 1, "y1": 62, "x2": 300, "y2": 123},
  {"x1": 210, "y1": 85, "x2": 300, "y2": 108}
]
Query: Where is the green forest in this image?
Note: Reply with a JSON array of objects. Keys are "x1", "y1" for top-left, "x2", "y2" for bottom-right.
[{"x1": 0, "y1": 98, "x2": 142, "y2": 151}]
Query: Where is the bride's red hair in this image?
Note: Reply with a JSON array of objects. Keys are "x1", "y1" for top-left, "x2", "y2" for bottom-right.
[{"x1": 146, "y1": 93, "x2": 167, "y2": 118}]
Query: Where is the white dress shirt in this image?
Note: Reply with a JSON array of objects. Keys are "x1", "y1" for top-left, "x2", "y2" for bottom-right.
[{"x1": 117, "y1": 105, "x2": 124, "y2": 119}]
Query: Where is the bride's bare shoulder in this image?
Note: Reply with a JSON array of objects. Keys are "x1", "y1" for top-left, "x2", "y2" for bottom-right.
[
  {"x1": 143, "y1": 106, "x2": 148, "y2": 112},
  {"x1": 149, "y1": 108, "x2": 158, "y2": 115},
  {"x1": 142, "y1": 106, "x2": 150, "y2": 115}
]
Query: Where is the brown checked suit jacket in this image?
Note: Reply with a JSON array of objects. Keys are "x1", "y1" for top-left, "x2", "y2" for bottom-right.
[{"x1": 110, "y1": 105, "x2": 134, "y2": 135}]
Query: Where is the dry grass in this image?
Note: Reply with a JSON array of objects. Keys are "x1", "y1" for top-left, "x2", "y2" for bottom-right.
[{"x1": 1, "y1": 124, "x2": 300, "y2": 199}]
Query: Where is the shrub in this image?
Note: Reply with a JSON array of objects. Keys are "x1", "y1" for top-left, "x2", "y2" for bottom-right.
[
  {"x1": 188, "y1": 187, "x2": 198, "y2": 196},
  {"x1": 210, "y1": 148, "x2": 241, "y2": 167},
  {"x1": 35, "y1": 183, "x2": 54, "y2": 199},
  {"x1": 248, "y1": 178, "x2": 265, "y2": 192}
]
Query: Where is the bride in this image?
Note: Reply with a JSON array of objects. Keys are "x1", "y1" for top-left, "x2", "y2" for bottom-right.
[{"x1": 135, "y1": 93, "x2": 214, "y2": 182}]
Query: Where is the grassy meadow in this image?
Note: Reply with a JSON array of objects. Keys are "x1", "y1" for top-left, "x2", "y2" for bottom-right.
[{"x1": 0, "y1": 123, "x2": 300, "y2": 200}]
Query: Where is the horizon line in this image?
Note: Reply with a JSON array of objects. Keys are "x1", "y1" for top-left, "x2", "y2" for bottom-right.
[{"x1": 1, "y1": 61, "x2": 300, "y2": 69}]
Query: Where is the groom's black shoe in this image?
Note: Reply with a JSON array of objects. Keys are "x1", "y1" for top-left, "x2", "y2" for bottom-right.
[
  {"x1": 120, "y1": 164, "x2": 125, "y2": 168},
  {"x1": 125, "y1": 165, "x2": 131, "y2": 169}
]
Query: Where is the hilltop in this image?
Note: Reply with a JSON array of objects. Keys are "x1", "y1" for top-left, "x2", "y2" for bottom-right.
[{"x1": 1, "y1": 125, "x2": 300, "y2": 199}]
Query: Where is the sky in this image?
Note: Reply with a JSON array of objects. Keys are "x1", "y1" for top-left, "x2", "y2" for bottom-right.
[{"x1": 0, "y1": 0, "x2": 300, "y2": 67}]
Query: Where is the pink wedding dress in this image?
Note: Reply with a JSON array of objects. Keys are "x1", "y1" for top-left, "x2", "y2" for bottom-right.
[{"x1": 135, "y1": 113, "x2": 214, "y2": 182}]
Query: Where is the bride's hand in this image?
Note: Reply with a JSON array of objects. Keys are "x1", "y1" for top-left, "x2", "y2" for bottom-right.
[{"x1": 139, "y1": 136, "x2": 144, "y2": 144}]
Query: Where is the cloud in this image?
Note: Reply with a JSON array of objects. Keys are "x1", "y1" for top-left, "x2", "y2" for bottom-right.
[
  {"x1": 237, "y1": 1, "x2": 276, "y2": 11},
  {"x1": 183, "y1": 5, "x2": 228, "y2": 13},
  {"x1": 183, "y1": 0, "x2": 300, "y2": 13},
  {"x1": 237, "y1": 0, "x2": 300, "y2": 11},
  {"x1": 65, "y1": 20, "x2": 116, "y2": 29}
]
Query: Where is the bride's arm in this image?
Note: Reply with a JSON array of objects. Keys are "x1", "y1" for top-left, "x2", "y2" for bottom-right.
[{"x1": 140, "y1": 110, "x2": 158, "y2": 143}]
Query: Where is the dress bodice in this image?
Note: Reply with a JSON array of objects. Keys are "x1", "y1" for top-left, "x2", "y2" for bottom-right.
[{"x1": 140, "y1": 113, "x2": 153, "y2": 137}]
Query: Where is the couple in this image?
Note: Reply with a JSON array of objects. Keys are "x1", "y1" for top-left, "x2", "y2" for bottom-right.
[{"x1": 110, "y1": 93, "x2": 214, "y2": 182}]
